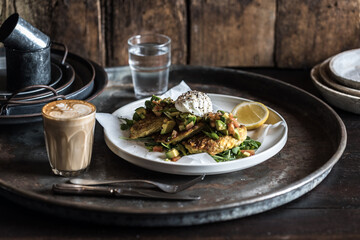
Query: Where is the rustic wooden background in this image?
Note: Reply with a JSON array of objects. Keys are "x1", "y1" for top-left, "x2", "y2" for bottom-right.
[{"x1": 0, "y1": 0, "x2": 359, "y2": 68}]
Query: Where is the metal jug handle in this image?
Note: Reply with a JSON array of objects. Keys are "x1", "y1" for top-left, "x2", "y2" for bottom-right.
[
  {"x1": 51, "y1": 41, "x2": 68, "y2": 65},
  {"x1": 0, "y1": 85, "x2": 66, "y2": 115}
]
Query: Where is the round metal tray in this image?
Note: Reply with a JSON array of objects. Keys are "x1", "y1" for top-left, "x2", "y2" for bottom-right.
[{"x1": 0, "y1": 66, "x2": 346, "y2": 226}]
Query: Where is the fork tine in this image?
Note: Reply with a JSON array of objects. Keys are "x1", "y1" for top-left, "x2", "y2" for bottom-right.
[{"x1": 175, "y1": 174, "x2": 206, "y2": 193}]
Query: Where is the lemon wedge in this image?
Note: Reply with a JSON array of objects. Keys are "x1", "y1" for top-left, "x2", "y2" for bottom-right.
[{"x1": 231, "y1": 101, "x2": 269, "y2": 130}]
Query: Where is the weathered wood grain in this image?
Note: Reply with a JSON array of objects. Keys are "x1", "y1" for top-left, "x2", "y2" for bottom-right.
[
  {"x1": 190, "y1": 0, "x2": 276, "y2": 67},
  {"x1": 104, "y1": 0, "x2": 187, "y2": 67},
  {"x1": 276, "y1": 0, "x2": 360, "y2": 68},
  {"x1": 49, "y1": 0, "x2": 105, "y2": 65},
  {"x1": 0, "y1": 0, "x2": 105, "y2": 65},
  {"x1": 1, "y1": 0, "x2": 360, "y2": 68}
]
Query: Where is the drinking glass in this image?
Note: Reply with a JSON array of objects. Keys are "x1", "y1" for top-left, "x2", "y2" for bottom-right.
[
  {"x1": 128, "y1": 33, "x2": 171, "y2": 99},
  {"x1": 42, "y1": 100, "x2": 96, "y2": 177}
]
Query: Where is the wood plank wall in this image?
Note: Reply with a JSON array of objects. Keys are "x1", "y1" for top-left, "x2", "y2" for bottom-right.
[{"x1": 0, "y1": 0, "x2": 359, "y2": 68}]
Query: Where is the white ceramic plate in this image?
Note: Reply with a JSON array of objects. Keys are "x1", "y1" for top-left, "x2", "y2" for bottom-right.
[
  {"x1": 104, "y1": 94, "x2": 288, "y2": 175},
  {"x1": 329, "y1": 48, "x2": 360, "y2": 89},
  {"x1": 319, "y1": 58, "x2": 360, "y2": 97}
]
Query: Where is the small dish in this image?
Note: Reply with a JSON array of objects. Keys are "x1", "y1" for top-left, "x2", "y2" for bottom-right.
[
  {"x1": 329, "y1": 48, "x2": 360, "y2": 89},
  {"x1": 319, "y1": 58, "x2": 360, "y2": 97},
  {"x1": 311, "y1": 64, "x2": 360, "y2": 114}
]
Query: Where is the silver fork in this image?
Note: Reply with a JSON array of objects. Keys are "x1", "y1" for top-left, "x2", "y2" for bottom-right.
[{"x1": 69, "y1": 174, "x2": 205, "y2": 193}]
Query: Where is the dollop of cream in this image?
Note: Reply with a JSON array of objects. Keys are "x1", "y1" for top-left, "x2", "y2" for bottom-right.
[{"x1": 175, "y1": 90, "x2": 213, "y2": 116}]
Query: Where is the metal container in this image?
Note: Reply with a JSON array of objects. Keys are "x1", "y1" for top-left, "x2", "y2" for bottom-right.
[
  {"x1": 0, "y1": 13, "x2": 50, "y2": 51},
  {"x1": 5, "y1": 45, "x2": 51, "y2": 91}
]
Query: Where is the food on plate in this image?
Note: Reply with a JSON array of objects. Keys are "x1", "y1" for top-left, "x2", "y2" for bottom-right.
[
  {"x1": 129, "y1": 113, "x2": 167, "y2": 139},
  {"x1": 120, "y1": 91, "x2": 261, "y2": 162},
  {"x1": 154, "y1": 122, "x2": 205, "y2": 144},
  {"x1": 183, "y1": 125, "x2": 247, "y2": 156},
  {"x1": 231, "y1": 101, "x2": 269, "y2": 130}
]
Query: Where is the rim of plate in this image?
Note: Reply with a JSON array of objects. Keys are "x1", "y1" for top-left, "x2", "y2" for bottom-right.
[{"x1": 329, "y1": 48, "x2": 360, "y2": 87}]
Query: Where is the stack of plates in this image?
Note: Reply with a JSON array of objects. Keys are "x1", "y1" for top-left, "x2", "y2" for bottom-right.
[
  {"x1": 0, "y1": 48, "x2": 108, "y2": 124},
  {"x1": 311, "y1": 49, "x2": 360, "y2": 114}
]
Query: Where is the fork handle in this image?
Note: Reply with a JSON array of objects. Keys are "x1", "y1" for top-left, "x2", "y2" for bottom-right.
[{"x1": 70, "y1": 179, "x2": 158, "y2": 186}]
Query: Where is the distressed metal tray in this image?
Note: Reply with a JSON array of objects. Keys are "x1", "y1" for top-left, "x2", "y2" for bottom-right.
[{"x1": 0, "y1": 66, "x2": 346, "y2": 226}]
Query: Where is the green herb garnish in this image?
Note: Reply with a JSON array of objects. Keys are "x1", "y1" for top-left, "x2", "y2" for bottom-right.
[
  {"x1": 119, "y1": 118, "x2": 134, "y2": 130},
  {"x1": 211, "y1": 137, "x2": 261, "y2": 162}
]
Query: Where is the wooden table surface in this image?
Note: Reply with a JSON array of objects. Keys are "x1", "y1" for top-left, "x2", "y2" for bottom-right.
[{"x1": 0, "y1": 68, "x2": 358, "y2": 239}]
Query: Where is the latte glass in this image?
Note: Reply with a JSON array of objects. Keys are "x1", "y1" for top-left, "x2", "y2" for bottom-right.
[{"x1": 42, "y1": 100, "x2": 96, "y2": 177}]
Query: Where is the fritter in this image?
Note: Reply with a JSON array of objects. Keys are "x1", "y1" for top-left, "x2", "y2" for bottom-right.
[
  {"x1": 183, "y1": 125, "x2": 247, "y2": 156},
  {"x1": 129, "y1": 113, "x2": 168, "y2": 139},
  {"x1": 154, "y1": 122, "x2": 205, "y2": 144}
]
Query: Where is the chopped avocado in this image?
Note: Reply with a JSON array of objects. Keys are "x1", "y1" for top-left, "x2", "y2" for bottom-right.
[
  {"x1": 242, "y1": 151, "x2": 251, "y2": 157},
  {"x1": 220, "y1": 129, "x2": 229, "y2": 135},
  {"x1": 176, "y1": 144, "x2": 188, "y2": 156},
  {"x1": 170, "y1": 111, "x2": 180, "y2": 117},
  {"x1": 133, "y1": 112, "x2": 141, "y2": 121},
  {"x1": 161, "y1": 97, "x2": 173, "y2": 104},
  {"x1": 179, "y1": 113, "x2": 196, "y2": 122},
  {"x1": 161, "y1": 120, "x2": 176, "y2": 134},
  {"x1": 215, "y1": 120, "x2": 227, "y2": 131},
  {"x1": 233, "y1": 128, "x2": 241, "y2": 140},
  {"x1": 135, "y1": 107, "x2": 146, "y2": 119},
  {"x1": 179, "y1": 124, "x2": 186, "y2": 131},
  {"x1": 135, "y1": 107, "x2": 146, "y2": 115},
  {"x1": 179, "y1": 113, "x2": 189, "y2": 119},
  {"x1": 165, "y1": 148, "x2": 180, "y2": 159},
  {"x1": 223, "y1": 113, "x2": 229, "y2": 119},
  {"x1": 163, "y1": 111, "x2": 173, "y2": 119}
]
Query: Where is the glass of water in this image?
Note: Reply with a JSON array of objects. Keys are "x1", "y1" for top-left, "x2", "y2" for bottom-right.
[{"x1": 128, "y1": 34, "x2": 171, "y2": 99}]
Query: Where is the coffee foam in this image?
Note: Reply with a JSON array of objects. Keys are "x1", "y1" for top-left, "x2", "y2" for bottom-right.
[{"x1": 43, "y1": 100, "x2": 95, "y2": 119}]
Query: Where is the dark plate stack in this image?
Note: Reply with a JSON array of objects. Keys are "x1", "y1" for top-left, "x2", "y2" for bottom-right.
[{"x1": 0, "y1": 48, "x2": 108, "y2": 124}]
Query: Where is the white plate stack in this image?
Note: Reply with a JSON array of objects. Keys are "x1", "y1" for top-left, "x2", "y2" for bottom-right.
[{"x1": 311, "y1": 49, "x2": 360, "y2": 114}]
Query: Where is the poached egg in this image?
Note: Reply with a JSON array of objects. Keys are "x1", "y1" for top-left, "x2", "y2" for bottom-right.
[{"x1": 175, "y1": 90, "x2": 213, "y2": 116}]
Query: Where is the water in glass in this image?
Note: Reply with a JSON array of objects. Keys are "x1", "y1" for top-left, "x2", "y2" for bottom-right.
[{"x1": 129, "y1": 42, "x2": 170, "y2": 98}]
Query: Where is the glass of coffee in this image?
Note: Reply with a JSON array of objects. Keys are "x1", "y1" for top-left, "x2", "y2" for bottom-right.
[{"x1": 42, "y1": 99, "x2": 96, "y2": 177}]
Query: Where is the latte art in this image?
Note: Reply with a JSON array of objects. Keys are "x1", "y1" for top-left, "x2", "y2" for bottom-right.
[{"x1": 44, "y1": 101, "x2": 94, "y2": 119}]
